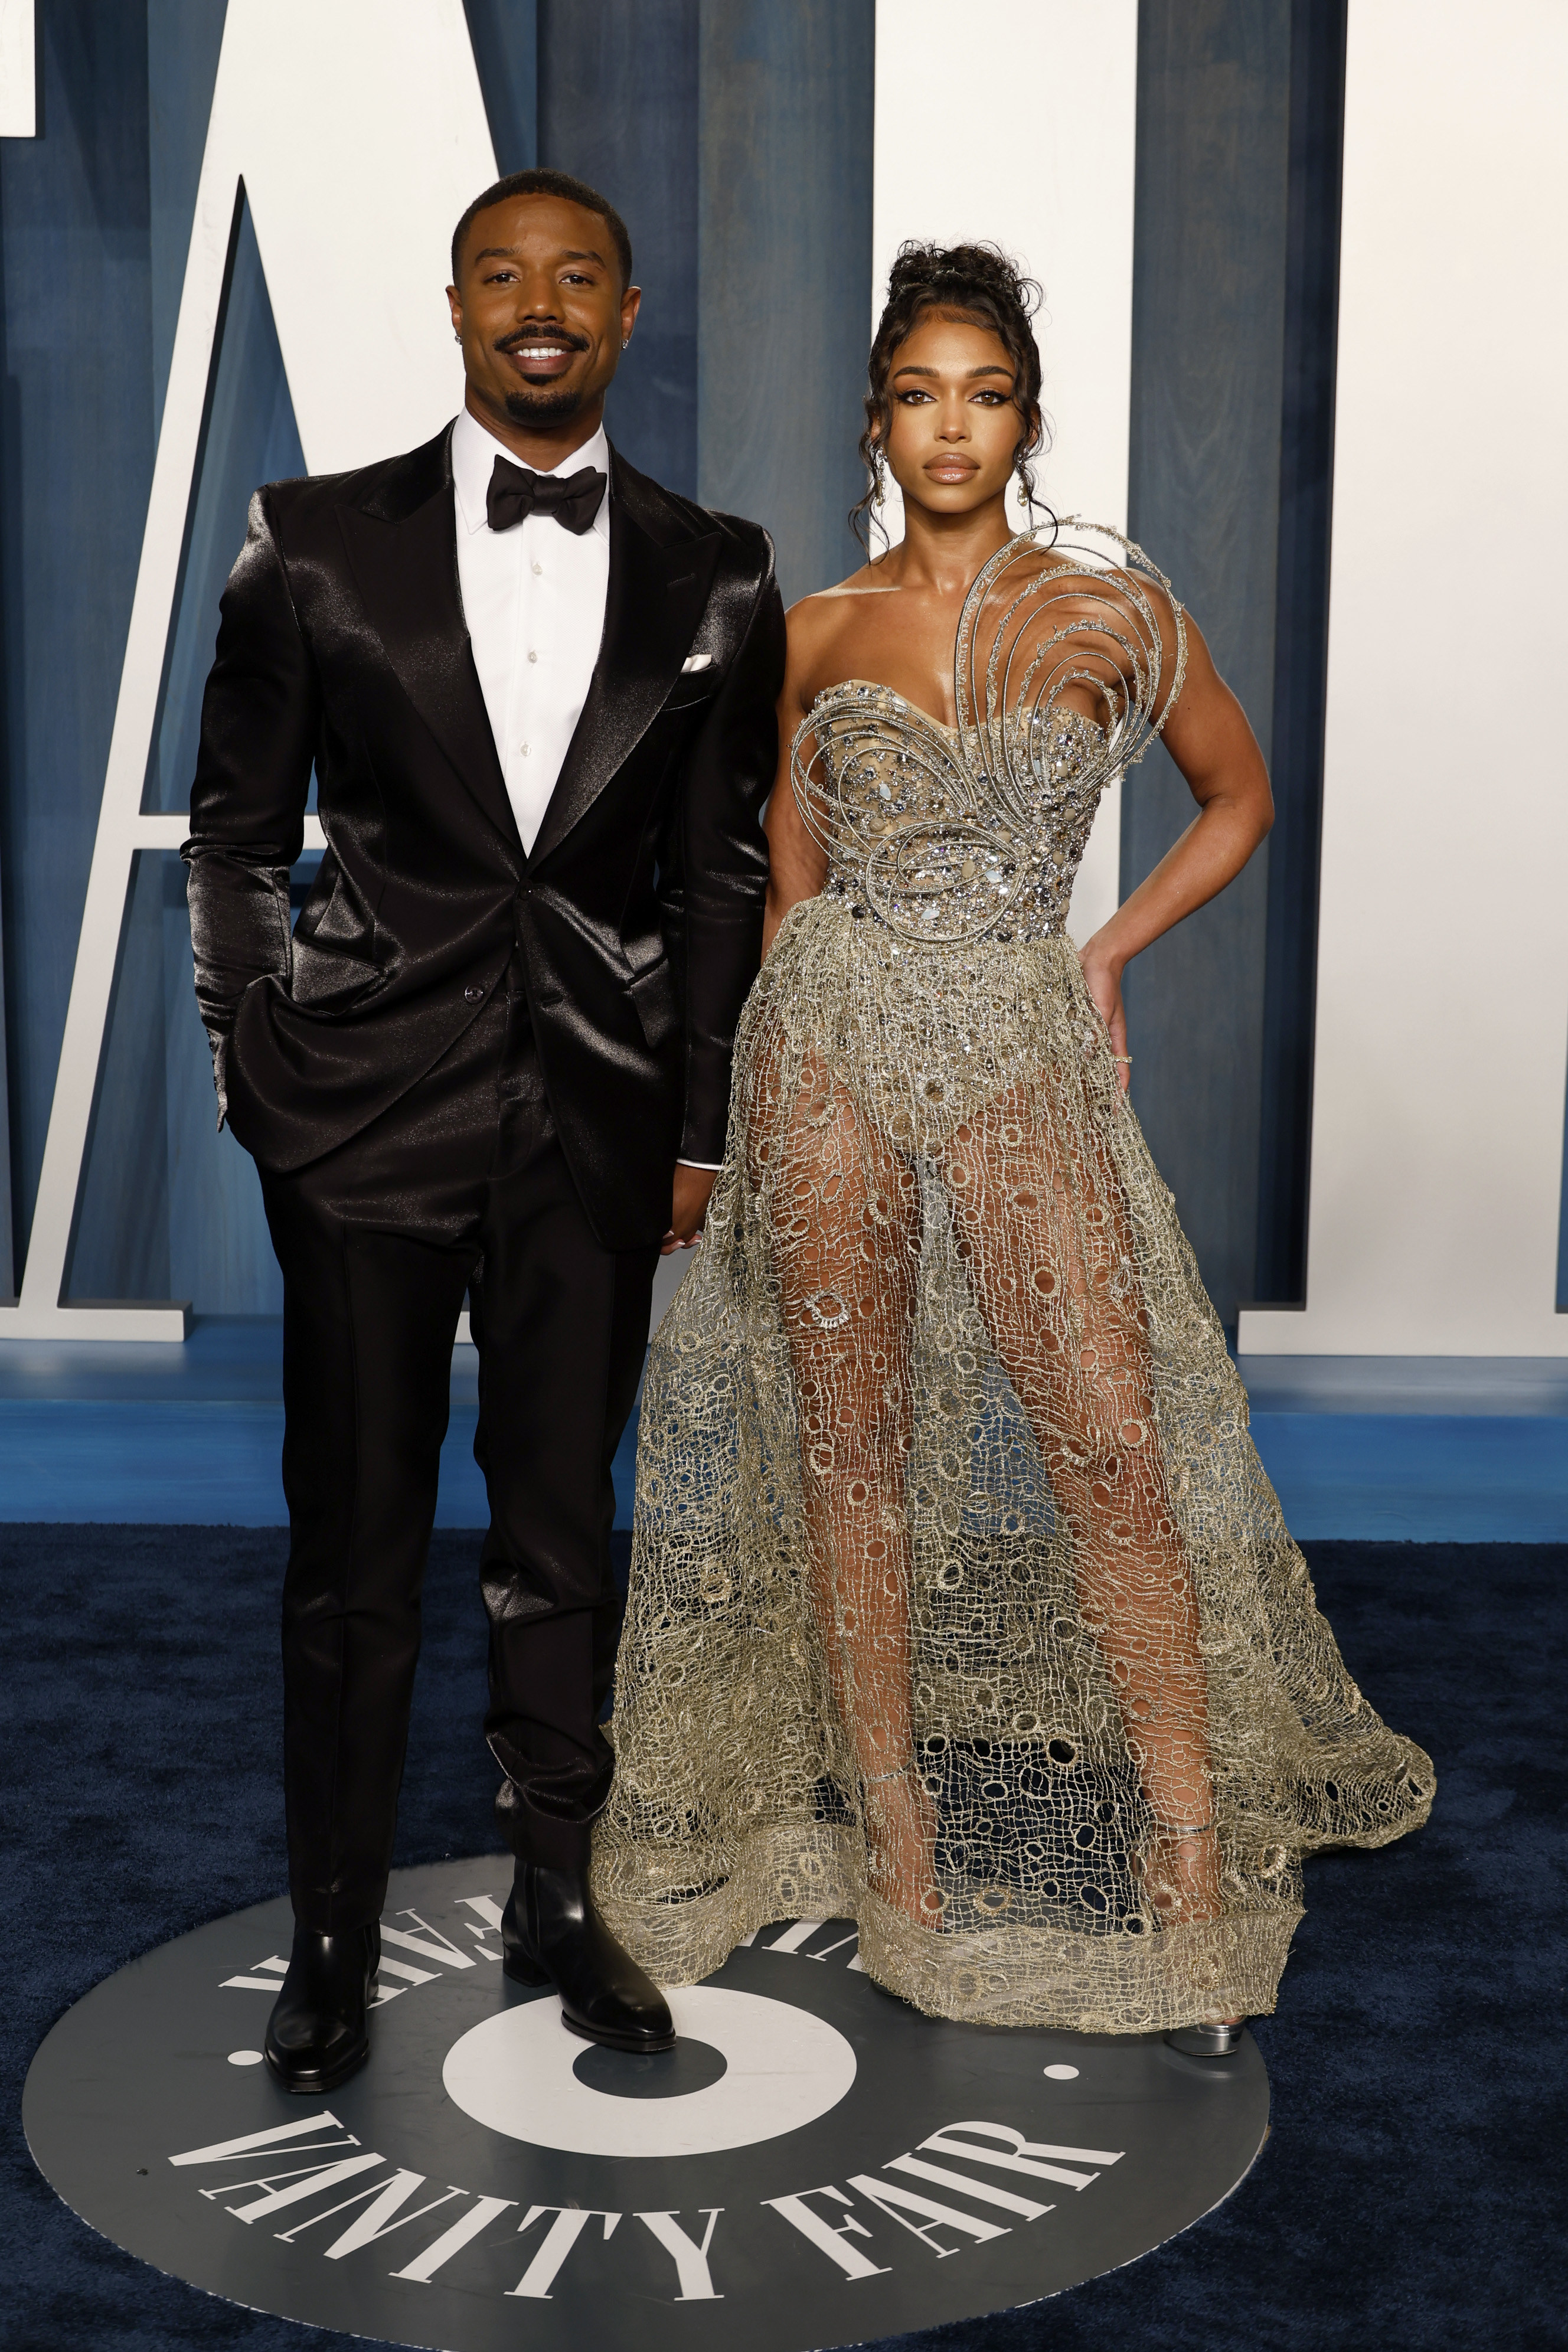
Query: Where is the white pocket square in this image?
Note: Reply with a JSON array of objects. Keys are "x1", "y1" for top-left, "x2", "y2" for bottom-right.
[{"x1": 680, "y1": 652, "x2": 713, "y2": 673}]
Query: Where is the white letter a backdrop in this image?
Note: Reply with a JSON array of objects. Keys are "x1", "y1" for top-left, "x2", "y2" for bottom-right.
[{"x1": 1, "y1": 0, "x2": 495, "y2": 1338}]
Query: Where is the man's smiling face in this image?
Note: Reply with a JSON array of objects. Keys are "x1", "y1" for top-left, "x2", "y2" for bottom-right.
[{"x1": 447, "y1": 192, "x2": 641, "y2": 443}]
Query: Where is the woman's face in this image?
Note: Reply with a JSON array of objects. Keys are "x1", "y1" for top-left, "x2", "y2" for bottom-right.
[{"x1": 878, "y1": 311, "x2": 1026, "y2": 518}]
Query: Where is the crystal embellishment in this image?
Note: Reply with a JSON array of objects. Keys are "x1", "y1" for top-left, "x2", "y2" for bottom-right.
[{"x1": 791, "y1": 520, "x2": 1187, "y2": 947}]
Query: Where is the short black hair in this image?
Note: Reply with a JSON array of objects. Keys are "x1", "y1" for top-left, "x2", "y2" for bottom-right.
[{"x1": 450, "y1": 168, "x2": 633, "y2": 288}]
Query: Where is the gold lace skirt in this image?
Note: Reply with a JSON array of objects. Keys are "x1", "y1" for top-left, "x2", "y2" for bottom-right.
[{"x1": 594, "y1": 895, "x2": 1432, "y2": 2031}]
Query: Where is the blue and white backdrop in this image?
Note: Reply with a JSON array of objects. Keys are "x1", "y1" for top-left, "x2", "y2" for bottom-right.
[{"x1": 0, "y1": 0, "x2": 1563, "y2": 1353}]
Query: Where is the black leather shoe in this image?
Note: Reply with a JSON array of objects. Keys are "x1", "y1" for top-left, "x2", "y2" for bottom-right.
[
  {"x1": 502, "y1": 1863, "x2": 674, "y2": 2052},
  {"x1": 263, "y1": 1923, "x2": 380, "y2": 2093}
]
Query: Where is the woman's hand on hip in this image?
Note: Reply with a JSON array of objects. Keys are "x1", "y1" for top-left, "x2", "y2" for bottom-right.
[{"x1": 1078, "y1": 939, "x2": 1132, "y2": 1092}]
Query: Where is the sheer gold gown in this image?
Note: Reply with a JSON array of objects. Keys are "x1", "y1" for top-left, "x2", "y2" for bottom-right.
[{"x1": 594, "y1": 527, "x2": 1432, "y2": 2031}]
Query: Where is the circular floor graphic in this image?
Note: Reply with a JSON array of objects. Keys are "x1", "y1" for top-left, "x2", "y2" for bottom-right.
[
  {"x1": 445, "y1": 1985, "x2": 859, "y2": 2156},
  {"x1": 25, "y1": 1858, "x2": 1269, "y2": 2352}
]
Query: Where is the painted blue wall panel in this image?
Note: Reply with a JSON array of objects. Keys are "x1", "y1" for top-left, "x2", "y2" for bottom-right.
[
  {"x1": 1123, "y1": 0, "x2": 1292, "y2": 1331},
  {"x1": 148, "y1": 193, "x2": 306, "y2": 815},
  {"x1": 538, "y1": 0, "x2": 699, "y2": 497},
  {"x1": 463, "y1": 0, "x2": 538, "y2": 177},
  {"x1": 66, "y1": 850, "x2": 171, "y2": 1302},
  {"x1": 0, "y1": 1, "x2": 156, "y2": 1277},
  {"x1": 696, "y1": 0, "x2": 874, "y2": 606},
  {"x1": 1256, "y1": 0, "x2": 1346, "y2": 1305}
]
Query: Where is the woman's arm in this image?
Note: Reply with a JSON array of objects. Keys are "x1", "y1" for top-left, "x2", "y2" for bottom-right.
[
  {"x1": 762, "y1": 614, "x2": 830, "y2": 958},
  {"x1": 1078, "y1": 611, "x2": 1273, "y2": 1088}
]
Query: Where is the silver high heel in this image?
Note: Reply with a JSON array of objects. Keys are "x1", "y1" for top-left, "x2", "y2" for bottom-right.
[
  {"x1": 1147, "y1": 1819, "x2": 1248, "y2": 2054},
  {"x1": 1164, "y1": 2018, "x2": 1247, "y2": 2057},
  {"x1": 859, "y1": 1766, "x2": 943, "y2": 1926}
]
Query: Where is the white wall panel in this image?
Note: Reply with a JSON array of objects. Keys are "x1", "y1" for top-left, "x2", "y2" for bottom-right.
[
  {"x1": 0, "y1": 0, "x2": 34, "y2": 138},
  {"x1": 870, "y1": 0, "x2": 1138, "y2": 942},
  {"x1": 1240, "y1": 0, "x2": 1568, "y2": 1355},
  {"x1": 211, "y1": 3, "x2": 493, "y2": 472}
]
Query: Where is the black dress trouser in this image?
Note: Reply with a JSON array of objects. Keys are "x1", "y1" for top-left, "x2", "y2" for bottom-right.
[{"x1": 259, "y1": 973, "x2": 658, "y2": 1933}]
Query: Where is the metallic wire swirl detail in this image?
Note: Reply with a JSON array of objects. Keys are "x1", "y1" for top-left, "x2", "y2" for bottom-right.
[{"x1": 789, "y1": 520, "x2": 1188, "y2": 946}]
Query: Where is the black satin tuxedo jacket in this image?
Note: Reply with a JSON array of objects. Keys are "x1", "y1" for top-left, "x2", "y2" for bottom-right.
[{"x1": 184, "y1": 426, "x2": 784, "y2": 1247}]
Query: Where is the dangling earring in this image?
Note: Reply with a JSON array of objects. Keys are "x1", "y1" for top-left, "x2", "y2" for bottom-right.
[
  {"x1": 871, "y1": 450, "x2": 886, "y2": 508},
  {"x1": 1016, "y1": 459, "x2": 1036, "y2": 527}
]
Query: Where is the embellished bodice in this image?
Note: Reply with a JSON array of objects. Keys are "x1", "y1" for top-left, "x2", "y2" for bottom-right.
[
  {"x1": 789, "y1": 521, "x2": 1185, "y2": 949},
  {"x1": 808, "y1": 687, "x2": 1109, "y2": 945}
]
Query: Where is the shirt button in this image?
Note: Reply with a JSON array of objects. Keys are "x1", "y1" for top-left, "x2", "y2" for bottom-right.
[
  {"x1": 520, "y1": 743, "x2": 530, "y2": 757},
  {"x1": 531, "y1": 560, "x2": 544, "y2": 576},
  {"x1": 464, "y1": 985, "x2": 484, "y2": 1002},
  {"x1": 527, "y1": 649, "x2": 538, "y2": 663}
]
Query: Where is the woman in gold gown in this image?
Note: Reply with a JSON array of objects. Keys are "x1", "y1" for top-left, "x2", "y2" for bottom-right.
[{"x1": 595, "y1": 243, "x2": 1431, "y2": 2043}]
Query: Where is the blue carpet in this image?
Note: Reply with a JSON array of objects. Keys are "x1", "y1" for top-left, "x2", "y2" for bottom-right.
[{"x1": 3, "y1": 1529, "x2": 1562, "y2": 2350}]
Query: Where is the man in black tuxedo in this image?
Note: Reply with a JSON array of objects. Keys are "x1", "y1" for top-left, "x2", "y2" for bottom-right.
[{"x1": 185, "y1": 168, "x2": 783, "y2": 2092}]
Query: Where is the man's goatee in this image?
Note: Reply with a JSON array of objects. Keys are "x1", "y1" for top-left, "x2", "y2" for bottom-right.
[{"x1": 504, "y1": 386, "x2": 586, "y2": 429}]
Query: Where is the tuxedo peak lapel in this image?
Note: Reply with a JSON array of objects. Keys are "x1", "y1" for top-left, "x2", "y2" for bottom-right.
[
  {"x1": 335, "y1": 426, "x2": 521, "y2": 859},
  {"x1": 529, "y1": 452, "x2": 721, "y2": 867},
  {"x1": 349, "y1": 426, "x2": 452, "y2": 525}
]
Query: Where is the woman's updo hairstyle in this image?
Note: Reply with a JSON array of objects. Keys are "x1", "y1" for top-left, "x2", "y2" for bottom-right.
[{"x1": 852, "y1": 240, "x2": 1047, "y2": 552}]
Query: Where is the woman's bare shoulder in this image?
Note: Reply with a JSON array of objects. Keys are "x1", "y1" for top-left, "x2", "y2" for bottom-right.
[
  {"x1": 789, "y1": 556, "x2": 900, "y2": 623},
  {"x1": 783, "y1": 556, "x2": 902, "y2": 702}
]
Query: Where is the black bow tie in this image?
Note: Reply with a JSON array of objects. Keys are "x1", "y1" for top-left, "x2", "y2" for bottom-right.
[{"x1": 485, "y1": 456, "x2": 606, "y2": 536}]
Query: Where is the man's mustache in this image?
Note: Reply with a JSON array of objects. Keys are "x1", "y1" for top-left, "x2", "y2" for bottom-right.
[{"x1": 495, "y1": 328, "x2": 590, "y2": 355}]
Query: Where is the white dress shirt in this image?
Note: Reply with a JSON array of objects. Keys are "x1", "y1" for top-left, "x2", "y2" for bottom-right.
[
  {"x1": 450, "y1": 407, "x2": 718, "y2": 1175},
  {"x1": 452, "y1": 405, "x2": 610, "y2": 857}
]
